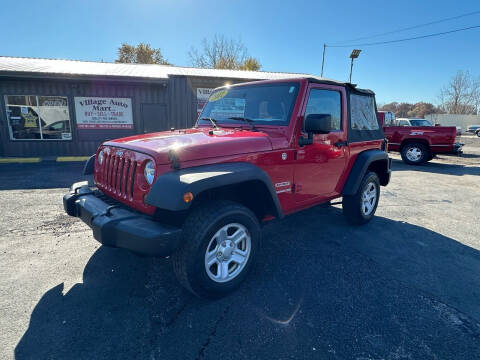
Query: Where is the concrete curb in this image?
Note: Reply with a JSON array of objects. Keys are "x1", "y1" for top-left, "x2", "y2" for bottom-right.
[
  {"x1": 56, "y1": 156, "x2": 91, "y2": 162},
  {"x1": 0, "y1": 156, "x2": 90, "y2": 164}
]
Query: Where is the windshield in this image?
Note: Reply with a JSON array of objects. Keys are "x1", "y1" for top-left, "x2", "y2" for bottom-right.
[
  {"x1": 198, "y1": 82, "x2": 300, "y2": 126},
  {"x1": 409, "y1": 119, "x2": 432, "y2": 126}
]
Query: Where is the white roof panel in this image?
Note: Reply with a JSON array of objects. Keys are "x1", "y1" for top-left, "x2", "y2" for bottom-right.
[{"x1": 0, "y1": 56, "x2": 312, "y2": 81}]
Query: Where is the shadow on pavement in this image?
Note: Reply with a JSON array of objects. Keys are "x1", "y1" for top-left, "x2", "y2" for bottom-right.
[
  {"x1": 0, "y1": 162, "x2": 86, "y2": 190},
  {"x1": 15, "y1": 206, "x2": 480, "y2": 359},
  {"x1": 391, "y1": 158, "x2": 480, "y2": 176},
  {"x1": 458, "y1": 152, "x2": 480, "y2": 159}
]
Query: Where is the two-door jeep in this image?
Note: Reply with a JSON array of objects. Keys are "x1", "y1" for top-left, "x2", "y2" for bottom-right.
[{"x1": 64, "y1": 77, "x2": 391, "y2": 298}]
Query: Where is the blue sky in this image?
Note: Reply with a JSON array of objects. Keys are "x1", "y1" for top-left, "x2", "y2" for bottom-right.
[{"x1": 1, "y1": 0, "x2": 479, "y2": 104}]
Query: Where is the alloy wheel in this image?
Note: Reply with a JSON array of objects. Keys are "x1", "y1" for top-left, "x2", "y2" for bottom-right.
[
  {"x1": 204, "y1": 223, "x2": 251, "y2": 283},
  {"x1": 361, "y1": 182, "x2": 377, "y2": 216}
]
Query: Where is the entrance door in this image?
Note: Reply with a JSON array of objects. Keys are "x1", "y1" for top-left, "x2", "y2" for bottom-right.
[
  {"x1": 293, "y1": 85, "x2": 348, "y2": 205},
  {"x1": 142, "y1": 104, "x2": 168, "y2": 133}
]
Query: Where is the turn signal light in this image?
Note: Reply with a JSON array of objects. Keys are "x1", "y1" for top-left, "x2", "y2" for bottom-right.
[{"x1": 183, "y1": 192, "x2": 194, "y2": 203}]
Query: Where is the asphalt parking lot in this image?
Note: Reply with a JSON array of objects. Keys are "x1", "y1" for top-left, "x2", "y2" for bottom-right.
[{"x1": 1, "y1": 136, "x2": 479, "y2": 360}]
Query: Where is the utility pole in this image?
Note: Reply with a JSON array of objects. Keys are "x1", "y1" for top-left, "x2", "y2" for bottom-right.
[{"x1": 321, "y1": 44, "x2": 326, "y2": 77}]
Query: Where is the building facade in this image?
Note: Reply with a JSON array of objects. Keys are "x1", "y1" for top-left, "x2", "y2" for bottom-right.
[
  {"x1": 425, "y1": 113, "x2": 480, "y2": 133},
  {"x1": 0, "y1": 57, "x2": 308, "y2": 157}
]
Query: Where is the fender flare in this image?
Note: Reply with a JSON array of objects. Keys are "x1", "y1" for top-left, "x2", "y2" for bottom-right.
[
  {"x1": 145, "y1": 162, "x2": 283, "y2": 217},
  {"x1": 83, "y1": 155, "x2": 95, "y2": 175},
  {"x1": 342, "y1": 150, "x2": 391, "y2": 195}
]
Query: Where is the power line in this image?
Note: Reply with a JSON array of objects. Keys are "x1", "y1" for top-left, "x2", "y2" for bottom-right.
[
  {"x1": 326, "y1": 24, "x2": 480, "y2": 48},
  {"x1": 331, "y1": 10, "x2": 480, "y2": 45}
]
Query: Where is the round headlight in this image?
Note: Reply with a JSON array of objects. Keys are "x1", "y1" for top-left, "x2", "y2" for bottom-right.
[
  {"x1": 98, "y1": 150, "x2": 104, "y2": 165},
  {"x1": 144, "y1": 160, "x2": 155, "y2": 185}
]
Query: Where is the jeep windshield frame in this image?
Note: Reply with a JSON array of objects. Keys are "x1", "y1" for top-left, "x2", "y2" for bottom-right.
[{"x1": 197, "y1": 82, "x2": 300, "y2": 128}]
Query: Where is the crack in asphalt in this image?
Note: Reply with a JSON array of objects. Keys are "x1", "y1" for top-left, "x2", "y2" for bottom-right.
[
  {"x1": 164, "y1": 300, "x2": 191, "y2": 328},
  {"x1": 195, "y1": 304, "x2": 231, "y2": 360}
]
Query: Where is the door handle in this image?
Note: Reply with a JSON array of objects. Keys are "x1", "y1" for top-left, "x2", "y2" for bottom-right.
[{"x1": 334, "y1": 141, "x2": 348, "y2": 148}]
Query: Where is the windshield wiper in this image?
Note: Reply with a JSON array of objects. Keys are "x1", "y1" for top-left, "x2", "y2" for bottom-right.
[
  {"x1": 228, "y1": 117, "x2": 258, "y2": 131},
  {"x1": 199, "y1": 117, "x2": 219, "y2": 129}
]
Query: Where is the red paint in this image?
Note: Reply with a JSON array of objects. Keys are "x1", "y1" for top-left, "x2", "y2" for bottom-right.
[
  {"x1": 94, "y1": 78, "x2": 383, "y2": 216},
  {"x1": 378, "y1": 111, "x2": 458, "y2": 153}
]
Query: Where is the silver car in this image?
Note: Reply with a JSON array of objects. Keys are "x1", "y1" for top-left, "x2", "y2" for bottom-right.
[{"x1": 466, "y1": 125, "x2": 480, "y2": 133}]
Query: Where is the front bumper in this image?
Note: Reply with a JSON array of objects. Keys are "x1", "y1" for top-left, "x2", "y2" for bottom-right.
[
  {"x1": 63, "y1": 182, "x2": 182, "y2": 256},
  {"x1": 385, "y1": 157, "x2": 392, "y2": 185}
]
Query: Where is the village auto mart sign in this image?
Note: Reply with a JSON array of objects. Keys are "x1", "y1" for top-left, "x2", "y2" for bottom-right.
[{"x1": 74, "y1": 97, "x2": 133, "y2": 129}]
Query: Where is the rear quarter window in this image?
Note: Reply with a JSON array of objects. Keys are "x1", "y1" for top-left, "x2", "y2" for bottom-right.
[{"x1": 350, "y1": 94, "x2": 379, "y2": 131}]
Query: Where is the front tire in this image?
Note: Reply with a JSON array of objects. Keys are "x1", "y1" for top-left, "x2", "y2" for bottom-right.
[
  {"x1": 172, "y1": 200, "x2": 260, "y2": 298},
  {"x1": 476, "y1": 130, "x2": 480, "y2": 138},
  {"x1": 401, "y1": 142, "x2": 430, "y2": 165},
  {"x1": 342, "y1": 172, "x2": 380, "y2": 225}
]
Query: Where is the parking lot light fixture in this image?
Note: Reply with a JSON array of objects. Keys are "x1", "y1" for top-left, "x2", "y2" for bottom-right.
[{"x1": 349, "y1": 49, "x2": 361, "y2": 83}]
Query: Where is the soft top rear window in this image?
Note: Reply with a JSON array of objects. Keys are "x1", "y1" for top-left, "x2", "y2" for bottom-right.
[
  {"x1": 348, "y1": 91, "x2": 384, "y2": 142},
  {"x1": 350, "y1": 94, "x2": 379, "y2": 131}
]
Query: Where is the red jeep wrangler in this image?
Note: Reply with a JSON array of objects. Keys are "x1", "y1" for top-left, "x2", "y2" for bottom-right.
[
  {"x1": 64, "y1": 77, "x2": 391, "y2": 298},
  {"x1": 378, "y1": 111, "x2": 464, "y2": 165}
]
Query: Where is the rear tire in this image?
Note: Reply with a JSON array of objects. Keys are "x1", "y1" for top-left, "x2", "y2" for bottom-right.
[
  {"x1": 476, "y1": 130, "x2": 480, "y2": 137},
  {"x1": 401, "y1": 142, "x2": 430, "y2": 165},
  {"x1": 342, "y1": 172, "x2": 380, "y2": 225},
  {"x1": 172, "y1": 200, "x2": 260, "y2": 299}
]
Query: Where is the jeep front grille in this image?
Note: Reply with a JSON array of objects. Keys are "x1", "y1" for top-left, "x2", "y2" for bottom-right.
[
  {"x1": 101, "y1": 152, "x2": 137, "y2": 199},
  {"x1": 94, "y1": 146, "x2": 156, "y2": 215}
]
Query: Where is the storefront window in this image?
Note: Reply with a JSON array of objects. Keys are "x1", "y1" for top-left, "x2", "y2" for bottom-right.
[{"x1": 5, "y1": 95, "x2": 72, "y2": 140}]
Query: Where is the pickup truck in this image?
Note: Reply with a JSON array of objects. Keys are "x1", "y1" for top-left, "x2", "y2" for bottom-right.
[
  {"x1": 64, "y1": 77, "x2": 391, "y2": 298},
  {"x1": 378, "y1": 111, "x2": 463, "y2": 165}
]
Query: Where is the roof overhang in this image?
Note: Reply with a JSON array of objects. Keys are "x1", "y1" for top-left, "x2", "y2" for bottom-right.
[{"x1": 0, "y1": 71, "x2": 169, "y2": 85}]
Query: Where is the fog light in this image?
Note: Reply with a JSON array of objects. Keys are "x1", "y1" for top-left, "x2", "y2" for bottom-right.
[{"x1": 183, "y1": 192, "x2": 194, "y2": 203}]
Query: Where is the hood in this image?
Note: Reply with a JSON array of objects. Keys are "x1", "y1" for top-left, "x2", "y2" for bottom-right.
[{"x1": 104, "y1": 127, "x2": 273, "y2": 164}]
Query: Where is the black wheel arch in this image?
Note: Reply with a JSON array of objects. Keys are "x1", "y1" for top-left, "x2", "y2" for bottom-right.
[
  {"x1": 145, "y1": 162, "x2": 283, "y2": 220},
  {"x1": 342, "y1": 149, "x2": 391, "y2": 196},
  {"x1": 83, "y1": 155, "x2": 95, "y2": 175}
]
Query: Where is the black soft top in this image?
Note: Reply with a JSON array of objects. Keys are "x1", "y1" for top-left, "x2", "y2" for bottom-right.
[{"x1": 306, "y1": 76, "x2": 375, "y2": 96}]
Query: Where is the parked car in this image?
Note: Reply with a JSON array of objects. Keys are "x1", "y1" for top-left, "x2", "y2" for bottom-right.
[
  {"x1": 378, "y1": 112, "x2": 463, "y2": 165},
  {"x1": 396, "y1": 118, "x2": 433, "y2": 127},
  {"x1": 17, "y1": 120, "x2": 71, "y2": 139},
  {"x1": 467, "y1": 125, "x2": 480, "y2": 133},
  {"x1": 65, "y1": 77, "x2": 391, "y2": 298}
]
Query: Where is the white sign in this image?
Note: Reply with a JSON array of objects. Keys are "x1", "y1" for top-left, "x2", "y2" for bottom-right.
[
  {"x1": 197, "y1": 88, "x2": 214, "y2": 116},
  {"x1": 210, "y1": 98, "x2": 246, "y2": 119},
  {"x1": 74, "y1": 97, "x2": 133, "y2": 129}
]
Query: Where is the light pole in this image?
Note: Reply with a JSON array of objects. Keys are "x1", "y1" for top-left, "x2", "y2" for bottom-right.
[
  {"x1": 349, "y1": 49, "x2": 361, "y2": 83},
  {"x1": 321, "y1": 43, "x2": 326, "y2": 77}
]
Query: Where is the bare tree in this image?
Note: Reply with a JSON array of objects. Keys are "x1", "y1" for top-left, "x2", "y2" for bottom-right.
[
  {"x1": 439, "y1": 71, "x2": 479, "y2": 114},
  {"x1": 379, "y1": 102, "x2": 443, "y2": 118},
  {"x1": 189, "y1": 35, "x2": 261, "y2": 71},
  {"x1": 396, "y1": 103, "x2": 414, "y2": 118}
]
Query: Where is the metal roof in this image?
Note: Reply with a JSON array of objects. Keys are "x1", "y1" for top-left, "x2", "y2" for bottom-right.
[{"x1": 0, "y1": 56, "x2": 312, "y2": 82}]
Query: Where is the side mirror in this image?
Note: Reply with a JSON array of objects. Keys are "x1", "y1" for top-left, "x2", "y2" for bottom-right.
[
  {"x1": 299, "y1": 114, "x2": 332, "y2": 146},
  {"x1": 304, "y1": 114, "x2": 332, "y2": 134}
]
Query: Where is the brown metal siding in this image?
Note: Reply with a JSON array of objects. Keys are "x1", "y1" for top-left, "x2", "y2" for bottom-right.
[
  {"x1": 0, "y1": 78, "x2": 168, "y2": 156},
  {"x1": 0, "y1": 75, "x2": 257, "y2": 157}
]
